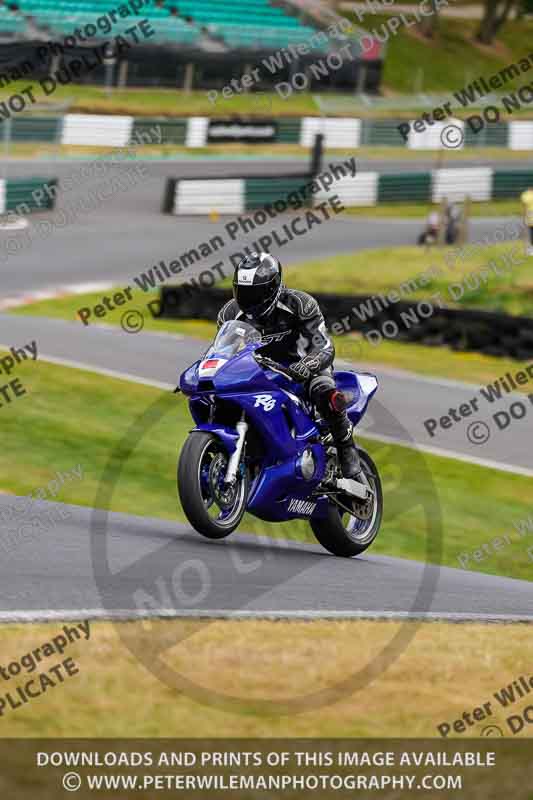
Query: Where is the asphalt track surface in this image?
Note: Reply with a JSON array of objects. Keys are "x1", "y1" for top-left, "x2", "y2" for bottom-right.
[
  {"x1": 1, "y1": 315, "x2": 532, "y2": 474},
  {"x1": 0, "y1": 496, "x2": 531, "y2": 621},
  {"x1": 0, "y1": 317, "x2": 532, "y2": 621},
  {"x1": 2, "y1": 155, "x2": 525, "y2": 177},
  {"x1": 0, "y1": 156, "x2": 531, "y2": 622},
  {"x1": 0, "y1": 157, "x2": 523, "y2": 297}
]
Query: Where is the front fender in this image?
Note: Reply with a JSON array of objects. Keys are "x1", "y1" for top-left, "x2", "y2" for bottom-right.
[{"x1": 189, "y1": 425, "x2": 239, "y2": 454}]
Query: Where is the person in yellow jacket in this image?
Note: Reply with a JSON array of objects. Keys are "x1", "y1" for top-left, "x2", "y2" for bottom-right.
[{"x1": 521, "y1": 188, "x2": 533, "y2": 255}]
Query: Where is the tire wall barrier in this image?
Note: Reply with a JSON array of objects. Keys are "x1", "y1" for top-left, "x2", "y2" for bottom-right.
[
  {"x1": 0, "y1": 178, "x2": 57, "y2": 213},
  {"x1": 164, "y1": 167, "x2": 533, "y2": 213},
  {"x1": 158, "y1": 286, "x2": 533, "y2": 360},
  {"x1": 6, "y1": 114, "x2": 533, "y2": 150},
  {"x1": 162, "y1": 174, "x2": 312, "y2": 215}
]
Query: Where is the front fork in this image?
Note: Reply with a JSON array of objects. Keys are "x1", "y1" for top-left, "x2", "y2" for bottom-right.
[{"x1": 224, "y1": 416, "x2": 248, "y2": 484}]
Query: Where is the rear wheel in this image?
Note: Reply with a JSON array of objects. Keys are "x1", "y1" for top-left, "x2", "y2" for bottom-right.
[
  {"x1": 178, "y1": 432, "x2": 248, "y2": 539},
  {"x1": 310, "y1": 448, "x2": 382, "y2": 557}
]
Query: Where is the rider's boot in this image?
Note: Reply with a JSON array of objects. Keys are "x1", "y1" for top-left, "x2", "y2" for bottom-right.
[
  {"x1": 337, "y1": 433, "x2": 361, "y2": 480},
  {"x1": 335, "y1": 426, "x2": 363, "y2": 480},
  {"x1": 326, "y1": 395, "x2": 363, "y2": 480}
]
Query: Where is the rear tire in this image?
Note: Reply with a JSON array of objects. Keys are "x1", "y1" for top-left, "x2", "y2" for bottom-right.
[
  {"x1": 178, "y1": 432, "x2": 248, "y2": 539},
  {"x1": 310, "y1": 448, "x2": 383, "y2": 557}
]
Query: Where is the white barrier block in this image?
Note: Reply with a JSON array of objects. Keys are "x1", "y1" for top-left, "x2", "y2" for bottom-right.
[
  {"x1": 62, "y1": 114, "x2": 133, "y2": 146},
  {"x1": 508, "y1": 121, "x2": 533, "y2": 150},
  {"x1": 175, "y1": 179, "x2": 244, "y2": 214},
  {"x1": 408, "y1": 119, "x2": 465, "y2": 150},
  {"x1": 314, "y1": 172, "x2": 378, "y2": 206},
  {"x1": 300, "y1": 117, "x2": 361, "y2": 148},
  {"x1": 186, "y1": 117, "x2": 209, "y2": 147},
  {"x1": 432, "y1": 167, "x2": 492, "y2": 202},
  {"x1": 0, "y1": 180, "x2": 5, "y2": 214}
]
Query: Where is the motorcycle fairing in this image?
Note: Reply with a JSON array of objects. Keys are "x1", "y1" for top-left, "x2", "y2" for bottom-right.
[
  {"x1": 179, "y1": 335, "x2": 378, "y2": 521},
  {"x1": 335, "y1": 371, "x2": 378, "y2": 426}
]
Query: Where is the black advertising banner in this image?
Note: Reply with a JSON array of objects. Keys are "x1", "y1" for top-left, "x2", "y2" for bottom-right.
[
  {"x1": 1, "y1": 739, "x2": 532, "y2": 798},
  {"x1": 207, "y1": 119, "x2": 278, "y2": 143}
]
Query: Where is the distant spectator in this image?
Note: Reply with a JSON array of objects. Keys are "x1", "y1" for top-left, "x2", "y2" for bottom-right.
[
  {"x1": 445, "y1": 202, "x2": 461, "y2": 245},
  {"x1": 417, "y1": 208, "x2": 439, "y2": 246},
  {"x1": 520, "y1": 187, "x2": 533, "y2": 256},
  {"x1": 428, "y1": 209, "x2": 439, "y2": 229}
]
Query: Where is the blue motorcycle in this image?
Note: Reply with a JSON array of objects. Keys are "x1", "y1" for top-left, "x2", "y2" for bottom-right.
[{"x1": 178, "y1": 320, "x2": 383, "y2": 557}]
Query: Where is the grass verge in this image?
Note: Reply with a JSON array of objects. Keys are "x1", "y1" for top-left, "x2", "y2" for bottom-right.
[
  {"x1": 12, "y1": 237, "x2": 533, "y2": 322},
  {"x1": 217, "y1": 241, "x2": 532, "y2": 316},
  {"x1": 0, "y1": 619, "x2": 532, "y2": 738},
  {"x1": 340, "y1": 199, "x2": 524, "y2": 218},
  {"x1": 278, "y1": 242, "x2": 533, "y2": 317},
  {"x1": 340, "y1": 13, "x2": 533, "y2": 95},
  {"x1": 1, "y1": 351, "x2": 532, "y2": 581},
  {"x1": 0, "y1": 83, "x2": 319, "y2": 118},
  {"x1": 3, "y1": 142, "x2": 531, "y2": 162},
  {"x1": 10, "y1": 279, "x2": 533, "y2": 390}
]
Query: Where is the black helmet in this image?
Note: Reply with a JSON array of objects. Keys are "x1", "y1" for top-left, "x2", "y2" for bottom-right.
[{"x1": 233, "y1": 252, "x2": 282, "y2": 318}]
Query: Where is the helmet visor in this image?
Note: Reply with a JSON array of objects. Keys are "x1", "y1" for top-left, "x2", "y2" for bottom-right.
[{"x1": 233, "y1": 282, "x2": 274, "y2": 314}]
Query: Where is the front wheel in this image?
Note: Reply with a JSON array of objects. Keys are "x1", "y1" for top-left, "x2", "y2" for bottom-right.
[
  {"x1": 178, "y1": 432, "x2": 249, "y2": 539},
  {"x1": 310, "y1": 448, "x2": 383, "y2": 558}
]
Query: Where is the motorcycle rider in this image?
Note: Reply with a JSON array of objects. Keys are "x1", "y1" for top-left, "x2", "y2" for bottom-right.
[{"x1": 217, "y1": 251, "x2": 361, "y2": 479}]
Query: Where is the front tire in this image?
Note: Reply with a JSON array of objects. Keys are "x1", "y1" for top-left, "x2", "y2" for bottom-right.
[
  {"x1": 178, "y1": 432, "x2": 248, "y2": 539},
  {"x1": 310, "y1": 448, "x2": 383, "y2": 557}
]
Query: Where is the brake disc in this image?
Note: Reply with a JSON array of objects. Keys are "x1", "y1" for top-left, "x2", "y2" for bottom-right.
[
  {"x1": 350, "y1": 474, "x2": 375, "y2": 520},
  {"x1": 328, "y1": 473, "x2": 375, "y2": 521},
  {"x1": 209, "y1": 453, "x2": 238, "y2": 510},
  {"x1": 350, "y1": 495, "x2": 374, "y2": 521}
]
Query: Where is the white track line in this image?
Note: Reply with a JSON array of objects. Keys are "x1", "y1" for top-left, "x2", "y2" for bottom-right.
[
  {"x1": 1, "y1": 610, "x2": 531, "y2": 624},
  {"x1": 0, "y1": 281, "x2": 116, "y2": 311},
  {"x1": 3, "y1": 282, "x2": 527, "y2": 403},
  {"x1": 337, "y1": 358, "x2": 486, "y2": 394},
  {"x1": 3, "y1": 282, "x2": 530, "y2": 476},
  {"x1": 359, "y1": 430, "x2": 533, "y2": 478},
  {"x1": 15, "y1": 351, "x2": 533, "y2": 478},
  {"x1": 0, "y1": 349, "x2": 174, "y2": 392},
  {"x1": 2, "y1": 284, "x2": 520, "y2": 392}
]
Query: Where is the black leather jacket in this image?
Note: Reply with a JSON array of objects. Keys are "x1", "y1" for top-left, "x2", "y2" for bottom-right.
[{"x1": 217, "y1": 287, "x2": 334, "y2": 374}]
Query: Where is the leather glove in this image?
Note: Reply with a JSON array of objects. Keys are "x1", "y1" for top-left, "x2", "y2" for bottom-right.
[
  {"x1": 289, "y1": 361, "x2": 311, "y2": 381},
  {"x1": 288, "y1": 355, "x2": 321, "y2": 382}
]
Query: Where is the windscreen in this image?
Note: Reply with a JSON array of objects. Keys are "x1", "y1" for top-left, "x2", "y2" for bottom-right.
[{"x1": 205, "y1": 320, "x2": 261, "y2": 359}]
